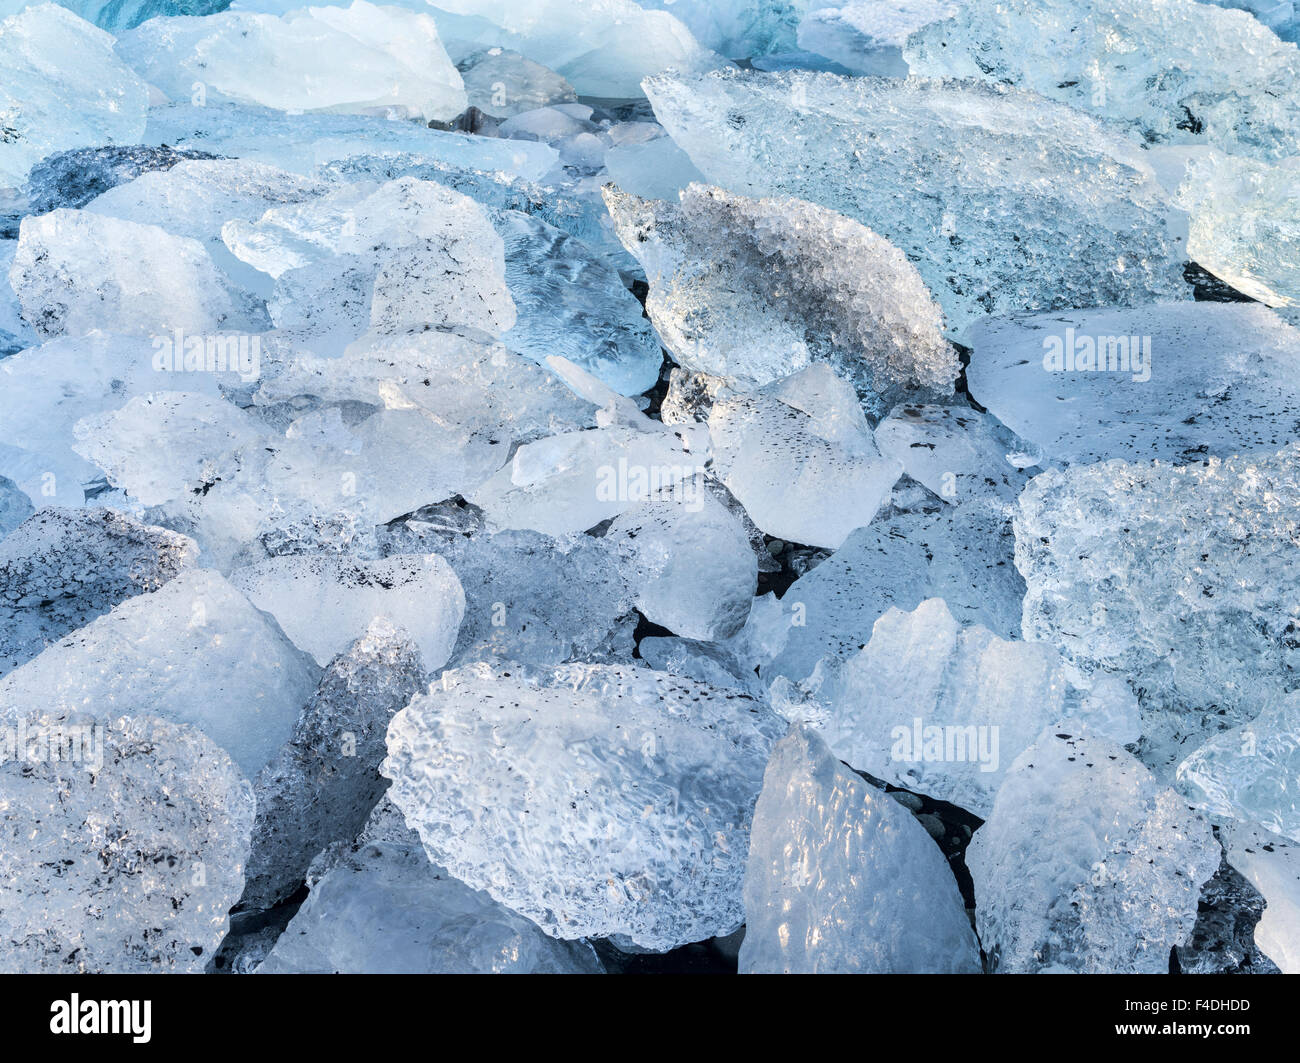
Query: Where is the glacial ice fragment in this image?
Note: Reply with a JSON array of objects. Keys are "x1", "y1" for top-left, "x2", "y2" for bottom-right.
[
  {"x1": 796, "y1": 1, "x2": 965, "y2": 76},
  {"x1": 874, "y1": 404, "x2": 1027, "y2": 504},
  {"x1": 23, "y1": 144, "x2": 222, "y2": 214},
  {"x1": 1221, "y1": 820, "x2": 1300, "y2": 974}
]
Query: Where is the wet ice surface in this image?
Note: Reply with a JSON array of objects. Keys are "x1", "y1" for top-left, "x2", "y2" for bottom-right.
[{"x1": 0, "y1": 0, "x2": 1296, "y2": 975}]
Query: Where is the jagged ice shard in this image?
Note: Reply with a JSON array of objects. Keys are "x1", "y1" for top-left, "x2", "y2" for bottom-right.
[{"x1": 643, "y1": 69, "x2": 1189, "y2": 337}]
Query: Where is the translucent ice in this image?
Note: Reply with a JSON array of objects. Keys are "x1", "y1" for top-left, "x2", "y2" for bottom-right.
[
  {"x1": 967, "y1": 304, "x2": 1300, "y2": 465},
  {"x1": 739, "y1": 726, "x2": 980, "y2": 973},
  {"x1": 230, "y1": 553, "x2": 465, "y2": 670},
  {"x1": 905, "y1": 0, "x2": 1300, "y2": 162},
  {"x1": 607, "y1": 495, "x2": 757, "y2": 641},
  {"x1": 638, "y1": 0, "x2": 809, "y2": 57},
  {"x1": 457, "y1": 47, "x2": 577, "y2": 117},
  {"x1": 1221, "y1": 820, "x2": 1300, "y2": 974},
  {"x1": 0, "y1": 507, "x2": 197, "y2": 676},
  {"x1": 796, "y1": 1, "x2": 965, "y2": 76},
  {"x1": 0, "y1": 4, "x2": 149, "y2": 189},
  {"x1": 118, "y1": 2, "x2": 467, "y2": 121},
  {"x1": 644, "y1": 70, "x2": 1188, "y2": 336},
  {"x1": 0, "y1": 568, "x2": 318, "y2": 774},
  {"x1": 10, "y1": 209, "x2": 252, "y2": 338},
  {"x1": 23, "y1": 144, "x2": 222, "y2": 214},
  {"x1": 874, "y1": 404, "x2": 1027, "y2": 504},
  {"x1": 0, "y1": 478, "x2": 33, "y2": 540},
  {"x1": 969, "y1": 727, "x2": 1219, "y2": 973},
  {"x1": 1015, "y1": 446, "x2": 1300, "y2": 755},
  {"x1": 0, "y1": 711, "x2": 254, "y2": 973},
  {"x1": 241, "y1": 620, "x2": 428, "y2": 909},
  {"x1": 605, "y1": 183, "x2": 956, "y2": 402},
  {"x1": 382, "y1": 661, "x2": 782, "y2": 950}
]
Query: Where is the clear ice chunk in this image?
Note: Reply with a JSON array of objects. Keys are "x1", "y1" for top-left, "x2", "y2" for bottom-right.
[
  {"x1": 796, "y1": 1, "x2": 965, "y2": 76},
  {"x1": 969, "y1": 726, "x2": 1219, "y2": 973},
  {"x1": 382, "y1": 661, "x2": 782, "y2": 950},
  {"x1": 874, "y1": 403, "x2": 1027, "y2": 504},
  {"x1": 1220, "y1": 820, "x2": 1300, "y2": 974},
  {"x1": 457, "y1": 47, "x2": 577, "y2": 117},
  {"x1": 23, "y1": 144, "x2": 222, "y2": 214},
  {"x1": 739, "y1": 725, "x2": 980, "y2": 973}
]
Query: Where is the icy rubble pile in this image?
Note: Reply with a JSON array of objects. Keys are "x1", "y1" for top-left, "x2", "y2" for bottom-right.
[{"x1": 2, "y1": 0, "x2": 1299, "y2": 976}]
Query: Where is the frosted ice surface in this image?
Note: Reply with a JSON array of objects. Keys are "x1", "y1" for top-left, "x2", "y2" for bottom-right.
[
  {"x1": 118, "y1": 2, "x2": 467, "y2": 120},
  {"x1": 606, "y1": 183, "x2": 955, "y2": 403},
  {"x1": 10, "y1": 209, "x2": 252, "y2": 338},
  {"x1": 874, "y1": 404, "x2": 1027, "y2": 504},
  {"x1": 740, "y1": 726, "x2": 980, "y2": 973},
  {"x1": 457, "y1": 47, "x2": 577, "y2": 117},
  {"x1": 258, "y1": 805, "x2": 602, "y2": 973},
  {"x1": 1177, "y1": 692, "x2": 1300, "y2": 844},
  {"x1": 905, "y1": 0, "x2": 1300, "y2": 162},
  {"x1": 797, "y1": 1, "x2": 965, "y2": 76},
  {"x1": 241, "y1": 620, "x2": 428, "y2": 909},
  {"x1": 24, "y1": 144, "x2": 222, "y2": 214},
  {"x1": 708, "y1": 368, "x2": 903, "y2": 549},
  {"x1": 775, "y1": 598, "x2": 1070, "y2": 817},
  {"x1": 0, "y1": 333, "x2": 233, "y2": 508},
  {"x1": 142, "y1": 102, "x2": 559, "y2": 182},
  {"x1": 382, "y1": 661, "x2": 782, "y2": 950},
  {"x1": 0, "y1": 569, "x2": 318, "y2": 774},
  {"x1": 1221, "y1": 820, "x2": 1300, "y2": 974},
  {"x1": 470, "y1": 424, "x2": 707, "y2": 537},
  {"x1": 638, "y1": 635, "x2": 765, "y2": 697},
  {"x1": 495, "y1": 209, "x2": 662, "y2": 396},
  {"x1": 748, "y1": 498, "x2": 1026, "y2": 684},
  {"x1": 970, "y1": 727, "x2": 1219, "y2": 973},
  {"x1": 0, "y1": 478, "x2": 33, "y2": 540},
  {"x1": 1174, "y1": 151, "x2": 1300, "y2": 308},
  {"x1": 423, "y1": 0, "x2": 729, "y2": 98},
  {"x1": 0, "y1": 4, "x2": 149, "y2": 189},
  {"x1": 0, "y1": 711, "x2": 254, "y2": 972},
  {"x1": 603, "y1": 136, "x2": 705, "y2": 203},
  {"x1": 1015, "y1": 446, "x2": 1300, "y2": 758},
  {"x1": 607, "y1": 495, "x2": 757, "y2": 641},
  {"x1": 229, "y1": 553, "x2": 465, "y2": 670},
  {"x1": 967, "y1": 304, "x2": 1300, "y2": 465},
  {"x1": 644, "y1": 70, "x2": 1188, "y2": 336},
  {"x1": 0, "y1": 507, "x2": 197, "y2": 676}
]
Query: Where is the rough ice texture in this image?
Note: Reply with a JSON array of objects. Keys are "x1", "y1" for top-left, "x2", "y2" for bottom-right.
[
  {"x1": 1014, "y1": 445, "x2": 1300, "y2": 761},
  {"x1": 606, "y1": 183, "x2": 955, "y2": 404},
  {"x1": 0, "y1": 478, "x2": 33, "y2": 541},
  {"x1": 644, "y1": 70, "x2": 1188, "y2": 337},
  {"x1": 382, "y1": 661, "x2": 781, "y2": 950},
  {"x1": 1177, "y1": 692, "x2": 1300, "y2": 844},
  {"x1": 969, "y1": 727, "x2": 1219, "y2": 973},
  {"x1": 0, "y1": 711, "x2": 254, "y2": 973},
  {"x1": 10, "y1": 209, "x2": 250, "y2": 338},
  {"x1": 422, "y1": 0, "x2": 728, "y2": 98},
  {"x1": 240, "y1": 620, "x2": 427, "y2": 910},
  {"x1": 776, "y1": 598, "x2": 1070, "y2": 817},
  {"x1": 967, "y1": 304, "x2": 1300, "y2": 465},
  {"x1": 118, "y1": 2, "x2": 467, "y2": 121},
  {"x1": 740, "y1": 726, "x2": 980, "y2": 973},
  {"x1": 495, "y1": 208, "x2": 662, "y2": 396},
  {"x1": 748, "y1": 498, "x2": 1026, "y2": 684},
  {"x1": 0, "y1": 4, "x2": 149, "y2": 189},
  {"x1": 0, "y1": 507, "x2": 198, "y2": 676},
  {"x1": 708, "y1": 371, "x2": 903, "y2": 549},
  {"x1": 797, "y1": 1, "x2": 964, "y2": 76},
  {"x1": 607, "y1": 495, "x2": 756, "y2": 641},
  {"x1": 1174, "y1": 151, "x2": 1300, "y2": 308},
  {"x1": 457, "y1": 47, "x2": 577, "y2": 117},
  {"x1": 23, "y1": 144, "x2": 222, "y2": 214},
  {"x1": 1221, "y1": 820, "x2": 1300, "y2": 974},
  {"x1": 26, "y1": 0, "x2": 230, "y2": 31},
  {"x1": 639, "y1": 0, "x2": 810, "y2": 57},
  {"x1": 874, "y1": 403, "x2": 1027, "y2": 504},
  {"x1": 0, "y1": 569, "x2": 318, "y2": 775},
  {"x1": 258, "y1": 800, "x2": 602, "y2": 973},
  {"x1": 905, "y1": 0, "x2": 1300, "y2": 162},
  {"x1": 229, "y1": 553, "x2": 465, "y2": 671}
]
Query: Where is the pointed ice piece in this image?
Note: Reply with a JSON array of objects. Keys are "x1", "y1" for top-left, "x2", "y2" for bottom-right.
[
  {"x1": 229, "y1": 554, "x2": 465, "y2": 671},
  {"x1": 605, "y1": 183, "x2": 956, "y2": 404},
  {"x1": 967, "y1": 304, "x2": 1300, "y2": 465},
  {"x1": 644, "y1": 70, "x2": 1188, "y2": 336},
  {"x1": 1221, "y1": 820, "x2": 1300, "y2": 974},
  {"x1": 0, "y1": 712, "x2": 254, "y2": 972},
  {"x1": 0, "y1": 507, "x2": 197, "y2": 677},
  {"x1": 118, "y1": 2, "x2": 467, "y2": 121},
  {"x1": 970, "y1": 727, "x2": 1219, "y2": 973},
  {"x1": 905, "y1": 0, "x2": 1300, "y2": 162},
  {"x1": 0, "y1": 4, "x2": 149, "y2": 190},
  {"x1": 740, "y1": 726, "x2": 980, "y2": 973},
  {"x1": 874, "y1": 403, "x2": 1027, "y2": 504},
  {"x1": 0, "y1": 569, "x2": 318, "y2": 775},
  {"x1": 382, "y1": 661, "x2": 782, "y2": 950}
]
